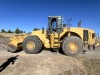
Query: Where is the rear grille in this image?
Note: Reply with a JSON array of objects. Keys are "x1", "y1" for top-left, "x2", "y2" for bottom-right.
[{"x1": 83, "y1": 30, "x2": 88, "y2": 41}]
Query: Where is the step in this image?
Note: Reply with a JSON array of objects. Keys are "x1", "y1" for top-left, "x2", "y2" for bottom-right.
[
  {"x1": 53, "y1": 46, "x2": 59, "y2": 48},
  {"x1": 54, "y1": 40, "x2": 59, "y2": 43},
  {"x1": 54, "y1": 37, "x2": 59, "y2": 39}
]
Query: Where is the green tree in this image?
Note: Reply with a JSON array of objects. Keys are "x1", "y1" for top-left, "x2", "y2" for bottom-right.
[
  {"x1": 8, "y1": 29, "x2": 12, "y2": 33},
  {"x1": 20, "y1": 30, "x2": 23, "y2": 33},
  {"x1": 1, "y1": 29, "x2": 5, "y2": 33},
  {"x1": 15, "y1": 28, "x2": 20, "y2": 34},
  {"x1": 24, "y1": 31, "x2": 26, "y2": 33},
  {"x1": 33, "y1": 28, "x2": 40, "y2": 31}
]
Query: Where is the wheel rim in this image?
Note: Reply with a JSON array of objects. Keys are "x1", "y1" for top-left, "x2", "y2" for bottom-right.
[
  {"x1": 68, "y1": 42, "x2": 78, "y2": 52},
  {"x1": 27, "y1": 41, "x2": 35, "y2": 50}
]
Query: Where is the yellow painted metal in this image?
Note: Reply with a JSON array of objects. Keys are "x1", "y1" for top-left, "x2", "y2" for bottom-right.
[
  {"x1": 49, "y1": 34, "x2": 54, "y2": 48},
  {"x1": 95, "y1": 42, "x2": 100, "y2": 46},
  {"x1": 8, "y1": 34, "x2": 27, "y2": 51},
  {"x1": 8, "y1": 28, "x2": 96, "y2": 51},
  {"x1": 68, "y1": 32, "x2": 70, "y2": 36},
  {"x1": 8, "y1": 27, "x2": 97, "y2": 51},
  {"x1": 48, "y1": 33, "x2": 60, "y2": 48},
  {"x1": 31, "y1": 30, "x2": 50, "y2": 48},
  {"x1": 68, "y1": 42, "x2": 78, "y2": 52},
  {"x1": 7, "y1": 17, "x2": 98, "y2": 52},
  {"x1": 88, "y1": 30, "x2": 96, "y2": 45},
  {"x1": 27, "y1": 41, "x2": 35, "y2": 50}
]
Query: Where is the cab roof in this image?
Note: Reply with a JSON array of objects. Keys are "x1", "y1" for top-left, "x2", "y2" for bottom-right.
[{"x1": 48, "y1": 16, "x2": 62, "y2": 18}]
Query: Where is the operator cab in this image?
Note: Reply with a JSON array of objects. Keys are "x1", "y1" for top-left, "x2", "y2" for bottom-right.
[{"x1": 47, "y1": 16, "x2": 63, "y2": 33}]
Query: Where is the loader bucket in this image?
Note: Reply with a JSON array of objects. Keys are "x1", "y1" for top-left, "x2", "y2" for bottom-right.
[{"x1": 7, "y1": 34, "x2": 27, "y2": 52}]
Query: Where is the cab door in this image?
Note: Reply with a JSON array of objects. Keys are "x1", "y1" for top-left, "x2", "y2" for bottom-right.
[{"x1": 47, "y1": 17, "x2": 61, "y2": 48}]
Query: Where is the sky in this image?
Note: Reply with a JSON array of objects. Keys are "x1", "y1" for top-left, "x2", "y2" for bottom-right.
[{"x1": 0, "y1": 0, "x2": 100, "y2": 33}]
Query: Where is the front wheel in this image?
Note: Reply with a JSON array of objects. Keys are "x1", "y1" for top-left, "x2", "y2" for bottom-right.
[
  {"x1": 22, "y1": 36, "x2": 43, "y2": 54},
  {"x1": 62, "y1": 36, "x2": 83, "y2": 56}
]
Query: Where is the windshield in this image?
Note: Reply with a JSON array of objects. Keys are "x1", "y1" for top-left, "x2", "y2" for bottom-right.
[
  {"x1": 58, "y1": 17, "x2": 62, "y2": 28},
  {"x1": 52, "y1": 21, "x2": 56, "y2": 29}
]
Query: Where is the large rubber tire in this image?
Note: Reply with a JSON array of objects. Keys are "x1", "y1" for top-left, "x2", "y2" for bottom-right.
[
  {"x1": 62, "y1": 36, "x2": 83, "y2": 56},
  {"x1": 22, "y1": 36, "x2": 43, "y2": 54}
]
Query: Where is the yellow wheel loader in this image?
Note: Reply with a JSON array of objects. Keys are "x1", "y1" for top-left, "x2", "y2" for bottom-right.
[{"x1": 7, "y1": 16, "x2": 97, "y2": 56}]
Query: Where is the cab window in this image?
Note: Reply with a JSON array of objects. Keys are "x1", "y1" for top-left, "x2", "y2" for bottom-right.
[
  {"x1": 51, "y1": 18, "x2": 57, "y2": 31},
  {"x1": 92, "y1": 33, "x2": 96, "y2": 39}
]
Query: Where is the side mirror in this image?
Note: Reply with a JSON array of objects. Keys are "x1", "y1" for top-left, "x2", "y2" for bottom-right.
[
  {"x1": 63, "y1": 24, "x2": 66, "y2": 27},
  {"x1": 42, "y1": 27, "x2": 44, "y2": 34},
  {"x1": 97, "y1": 33, "x2": 99, "y2": 39}
]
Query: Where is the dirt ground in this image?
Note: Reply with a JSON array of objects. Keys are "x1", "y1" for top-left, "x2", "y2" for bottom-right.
[
  {"x1": 0, "y1": 36, "x2": 100, "y2": 75},
  {"x1": 0, "y1": 46, "x2": 100, "y2": 75}
]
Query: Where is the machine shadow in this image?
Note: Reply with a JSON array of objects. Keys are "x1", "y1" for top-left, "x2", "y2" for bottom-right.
[
  {"x1": 0, "y1": 55, "x2": 19, "y2": 72},
  {"x1": 44, "y1": 48, "x2": 65, "y2": 55}
]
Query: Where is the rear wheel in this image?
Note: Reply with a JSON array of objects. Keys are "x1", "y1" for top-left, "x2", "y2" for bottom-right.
[
  {"x1": 22, "y1": 36, "x2": 43, "y2": 54},
  {"x1": 62, "y1": 36, "x2": 83, "y2": 56}
]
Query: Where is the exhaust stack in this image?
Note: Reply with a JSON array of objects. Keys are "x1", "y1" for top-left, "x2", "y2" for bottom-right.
[{"x1": 78, "y1": 20, "x2": 82, "y2": 28}]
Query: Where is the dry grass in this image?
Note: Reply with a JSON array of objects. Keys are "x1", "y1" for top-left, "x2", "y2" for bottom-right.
[
  {"x1": 0, "y1": 33, "x2": 15, "y2": 38},
  {"x1": 0, "y1": 34, "x2": 4, "y2": 37}
]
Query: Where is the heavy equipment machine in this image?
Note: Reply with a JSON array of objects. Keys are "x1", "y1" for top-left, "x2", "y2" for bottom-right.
[{"x1": 7, "y1": 16, "x2": 97, "y2": 56}]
